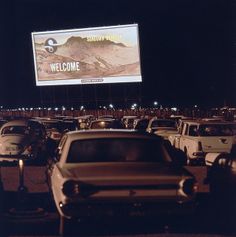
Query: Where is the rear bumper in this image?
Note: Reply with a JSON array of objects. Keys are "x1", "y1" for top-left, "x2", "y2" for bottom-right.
[{"x1": 59, "y1": 200, "x2": 197, "y2": 219}]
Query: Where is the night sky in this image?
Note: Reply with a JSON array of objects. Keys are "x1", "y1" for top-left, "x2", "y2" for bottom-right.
[{"x1": 0, "y1": 0, "x2": 234, "y2": 108}]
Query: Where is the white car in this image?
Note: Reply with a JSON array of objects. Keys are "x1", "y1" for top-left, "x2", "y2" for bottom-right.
[
  {"x1": 47, "y1": 129, "x2": 197, "y2": 235},
  {"x1": 146, "y1": 118, "x2": 177, "y2": 136},
  {"x1": 169, "y1": 120, "x2": 234, "y2": 165},
  {"x1": 0, "y1": 120, "x2": 45, "y2": 162}
]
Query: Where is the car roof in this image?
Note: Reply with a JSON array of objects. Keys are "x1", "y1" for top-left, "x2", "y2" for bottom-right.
[
  {"x1": 91, "y1": 118, "x2": 116, "y2": 122},
  {"x1": 1, "y1": 120, "x2": 28, "y2": 127},
  {"x1": 65, "y1": 129, "x2": 161, "y2": 141},
  {"x1": 183, "y1": 120, "x2": 233, "y2": 125}
]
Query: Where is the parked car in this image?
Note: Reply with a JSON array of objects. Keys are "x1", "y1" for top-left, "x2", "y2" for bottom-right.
[
  {"x1": 122, "y1": 116, "x2": 138, "y2": 129},
  {"x1": 133, "y1": 118, "x2": 150, "y2": 132},
  {"x1": 146, "y1": 118, "x2": 177, "y2": 134},
  {"x1": 89, "y1": 118, "x2": 124, "y2": 129},
  {"x1": 77, "y1": 115, "x2": 95, "y2": 129},
  {"x1": 39, "y1": 118, "x2": 63, "y2": 141},
  {"x1": 169, "y1": 120, "x2": 234, "y2": 165},
  {"x1": 205, "y1": 152, "x2": 236, "y2": 230},
  {"x1": 47, "y1": 130, "x2": 197, "y2": 235},
  {"x1": 0, "y1": 120, "x2": 46, "y2": 163},
  {"x1": 205, "y1": 152, "x2": 236, "y2": 196}
]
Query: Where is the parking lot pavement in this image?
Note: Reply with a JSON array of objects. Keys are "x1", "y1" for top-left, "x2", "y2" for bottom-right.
[
  {"x1": 1, "y1": 166, "x2": 48, "y2": 193},
  {"x1": 185, "y1": 166, "x2": 209, "y2": 193}
]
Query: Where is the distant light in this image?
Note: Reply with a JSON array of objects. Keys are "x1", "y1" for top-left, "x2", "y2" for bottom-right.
[
  {"x1": 71, "y1": 107, "x2": 74, "y2": 111},
  {"x1": 62, "y1": 106, "x2": 66, "y2": 111},
  {"x1": 103, "y1": 106, "x2": 107, "y2": 109},
  {"x1": 194, "y1": 105, "x2": 198, "y2": 108},
  {"x1": 80, "y1": 106, "x2": 84, "y2": 111},
  {"x1": 154, "y1": 101, "x2": 158, "y2": 106},
  {"x1": 109, "y1": 104, "x2": 114, "y2": 109},
  {"x1": 171, "y1": 107, "x2": 177, "y2": 111},
  {"x1": 48, "y1": 107, "x2": 52, "y2": 111},
  {"x1": 54, "y1": 107, "x2": 58, "y2": 111},
  {"x1": 30, "y1": 107, "x2": 33, "y2": 111},
  {"x1": 131, "y1": 103, "x2": 138, "y2": 110}
]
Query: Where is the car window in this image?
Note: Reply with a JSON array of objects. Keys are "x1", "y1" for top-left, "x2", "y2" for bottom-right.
[
  {"x1": 189, "y1": 125, "x2": 198, "y2": 136},
  {"x1": 67, "y1": 138, "x2": 167, "y2": 163},
  {"x1": 199, "y1": 124, "x2": 233, "y2": 136},
  {"x1": 1, "y1": 125, "x2": 29, "y2": 135},
  {"x1": 151, "y1": 120, "x2": 176, "y2": 128}
]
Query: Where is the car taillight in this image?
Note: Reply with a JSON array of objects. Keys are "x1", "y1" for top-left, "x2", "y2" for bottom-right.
[
  {"x1": 62, "y1": 180, "x2": 80, "y2": 197},
  {"x1": 179, "y1": 178, "x2": 198, "y2": 196},
  {"x1": 24, "y1": 145, "x2": 33, "y2": 153},
  {"x1": 62, "y1": 181, "x2": 98, "y2": 198}
]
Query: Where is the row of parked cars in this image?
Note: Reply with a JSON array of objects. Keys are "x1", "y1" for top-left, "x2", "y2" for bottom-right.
[{"x1": 0, "y1": 114, "x2": 235, "y2": 235}]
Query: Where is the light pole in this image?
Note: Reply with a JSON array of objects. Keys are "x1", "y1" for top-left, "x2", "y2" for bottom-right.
[
  {"x1": 17, "y1": 159, "x2": 28, "y2": 207},
  {"x1": 7, "y1": 157, "x2": 46, "y2": 219}
]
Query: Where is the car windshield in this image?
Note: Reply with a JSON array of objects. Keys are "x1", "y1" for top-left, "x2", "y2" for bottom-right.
[
  {"x1": 198, "y1": 124, "x2": 234, "y2": 136},
  {"x1": 1, "y1": 125, "x2": 29, "y2": 135},
  {"x1": 67, "y1": 138, "x2": 167, "y2": 163},
  {"x1": 151, "y1": 120, "x2": 176, "y2": 128}
]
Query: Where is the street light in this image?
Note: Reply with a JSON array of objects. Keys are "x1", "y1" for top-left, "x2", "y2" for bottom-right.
[{"x1": 131, "y1": 103, "x2": 137, "y2": 110}]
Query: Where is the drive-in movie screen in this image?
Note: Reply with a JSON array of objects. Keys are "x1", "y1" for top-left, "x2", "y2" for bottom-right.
[{"x1": 31, "y1": 24, "x2": 142, "y2": 86}]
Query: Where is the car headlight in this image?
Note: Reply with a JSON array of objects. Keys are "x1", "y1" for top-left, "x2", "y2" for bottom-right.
[{"x1": 179, "y1": 178, "x2": 198, "y2": 197}]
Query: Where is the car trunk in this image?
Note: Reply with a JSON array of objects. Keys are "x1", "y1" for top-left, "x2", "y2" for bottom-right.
[
  {"x1": 200, "y1": 136, "x2": 233, "y2": 153},
  {"x1": 59, "y1": 162, "x2": 191, "y2": 200}
]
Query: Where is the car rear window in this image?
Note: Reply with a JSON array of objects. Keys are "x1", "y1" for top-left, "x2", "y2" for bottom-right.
[
  {"x1": 198, "y1": 124, "x2": 234, "y2": 136},
  {"x1": 67, "y1": 138, "x2": 167, "y2": 163},
  {"x1": 1, "y1": 126, "x2": 29, "y2": 135},
  {"x1": 151, "y1": 120, "x2": 176, "y2": 128}
]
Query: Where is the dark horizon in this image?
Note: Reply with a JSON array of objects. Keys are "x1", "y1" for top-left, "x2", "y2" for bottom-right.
[{"x1": 0, "y1": 0, "x2": 234, "y2": 108}]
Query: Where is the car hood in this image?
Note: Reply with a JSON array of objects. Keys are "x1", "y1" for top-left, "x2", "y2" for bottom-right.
[
  {"x1": 0, "y1": 134, "x2": 30, "y2": 155},
  {"x1": 58, "y1": 162, "x2": 192, "y2": 186}
]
